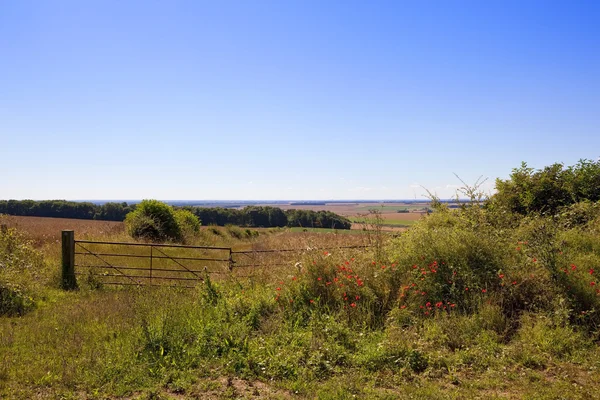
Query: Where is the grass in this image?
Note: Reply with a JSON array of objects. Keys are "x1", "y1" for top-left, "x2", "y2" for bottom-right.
[
  {"x1": 350, "y1": 217, "x2": 418, "y2": 227},
  {"x1": 2, "y1": 209, "x2": 600, "y2": 399}
]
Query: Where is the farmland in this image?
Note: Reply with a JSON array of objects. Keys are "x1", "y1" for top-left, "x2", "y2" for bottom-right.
[
  {"x1": 253, "y1": 202, "x2": 430, "y2": 231},
  {"x1": 3, "y1": 164, "x2": 600, "y2": 399}
]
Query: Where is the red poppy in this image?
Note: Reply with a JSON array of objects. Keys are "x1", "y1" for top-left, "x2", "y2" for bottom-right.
[
  {"x1": 426, "y1": 302, "x2": 431, "y2": 307},
  {"x1": 400, "y1": 305, "x2": 406, "y2": 309},
  {"x1": 317, "y1": 277, "x2": 322, "y2": 281},
  {"x1": 350, "y1": 303, "x2": 356, "y2": 307},
  {"x1": 465, "y1": 287, "x2": 469, "y2": 291},
  {"x1": 571, "y1": 264, "x2": 577, "y2": 271},
  {"x1": 481, "y1": 289, "x2": 487, "y2": 293},
  {"x1": 310, "y1": 299, "x2": 314, "y2": 303},
  {"x1": 590, "y1": 269, "x2": 595, "y2": 275},
  {"x1": 499, "y1": 274, "x2": 505, "y2": 279},
  {"x1": 591, "y1": 282, "x2": 596, "y2": 286}
]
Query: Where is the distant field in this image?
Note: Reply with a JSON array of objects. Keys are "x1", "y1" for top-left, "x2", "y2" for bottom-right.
[{"x1": 255, "y1": 202, "x2": 427, "y2": 231}]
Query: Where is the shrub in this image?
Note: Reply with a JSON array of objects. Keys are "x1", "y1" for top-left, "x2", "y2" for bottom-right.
[
  {"x1": 125, "y1": 200, "x2": 183, "y2": 242},
  {"x1": 0, "y1": 227, "x2": 49, "y2": 315},
  {"x1": 388, "y1": 210, "x2": 509, "y2": 314},
  {"x1": 174, "y1": 209, "x2": 201, "y2": 239}
]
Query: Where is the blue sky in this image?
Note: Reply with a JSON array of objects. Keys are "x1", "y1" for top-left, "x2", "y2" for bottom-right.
[{"x1": 1, "y1": 0, "x2": 599, "y2": 200}]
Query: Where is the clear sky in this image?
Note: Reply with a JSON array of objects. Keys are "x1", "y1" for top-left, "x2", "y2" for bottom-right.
[{"x1": 1, "y1": 0, "x2": 599, "y2": 201}]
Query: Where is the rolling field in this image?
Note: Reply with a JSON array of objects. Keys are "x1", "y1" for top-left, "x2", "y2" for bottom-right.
[
  {"x1": 256, "y1": 202, "x2": 428, "y2": 231},
  {"x1": 3, "y1": 205, "x2": 600, "y2": 399}
]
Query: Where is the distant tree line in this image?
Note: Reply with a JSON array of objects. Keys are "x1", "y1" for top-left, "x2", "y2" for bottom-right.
[
  {"x1": 0, "y1": 200, "x2": 352, "y2": 229},
  {"x1": 188, "y1": 206, "x2": 352, "y2": 229},
  {"x1": 0, "y1": 200, "x2": 132, "y2": 221}
]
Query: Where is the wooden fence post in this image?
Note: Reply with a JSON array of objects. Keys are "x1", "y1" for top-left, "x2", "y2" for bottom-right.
[{"x1": 61, "y1": 230, "x2": 77, "y2": 290}]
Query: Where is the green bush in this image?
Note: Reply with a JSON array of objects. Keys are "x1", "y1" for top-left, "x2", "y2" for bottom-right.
[
  {"x1": 388, "y1": 210, "x2": 509, "y2": 314},
  {"x1": 174, "y1": 209, "x2": 201, "y2": 238},
  {"x1": 0, "y1": 227, "x2": 49, "y2": 315},
  {"x1": 125, "y1": 200, "x2": 200, "y2": 243}
]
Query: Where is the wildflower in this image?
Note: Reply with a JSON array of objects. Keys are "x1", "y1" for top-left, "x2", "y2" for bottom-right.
[
  {"x1": 499, "y1": 274, "x2": 505, "y2": 279},
  {"x1": 400, "y1": 305, "x2": 406, "y2": 309},
  {"x1": 450, "y1": 304, "x2": 456, "y2": 308},
  {"x1": 532, "y1": 258, "x2": 537, "y2": 263},
  {"x1": 324, "y1": 251, "x2": 330, "y2": 256},
  {"x1": 516, "y1": 247, "x2": 521, "y2": 251},
  {"x1": 317, "y1": 277, "x2": 322, "y2": 281},
  {"x1": 465, "y1": 287, "x2": 469, "y2": 291},
  {"x1": 310, "y1": 299, "x2": 314, "y2": 304},
  {"x1": 292, "y1": 276, "x2": 297, "y2": 281},
  {"x1": 421, "y1": 291, "x2": 426, "y2": 295},
  {"x1": 571, "y1": 264, "x2": 577, "y2": 271},
  {"x1": 355, "y1": 295, "x2": 360, "y2": 300},
  {"x1": 424, "y1": 311, "x2": 430, "y2": 315},
  {"x1": 590, "y1": 269, "x2": 595, "y2": 275},
  {"x1": 413, "y1": 265, "x2": 418, "y2": 269},
  {"x1": 482, "y1": 289, "x2": 487, "y2": 293},
  {"x1": 350, "y1": 303, "x2": 356, "y2": 307},
  {"x1": 591, "y1": 282, "x2": 596, "y2": 286},
  {"x1": 381, "y1": 265, "x2": 386, "y2": 269},
  {"x1": 426, "y1": 302, "x2": 431, "y2": 307},
  {"x1": 276, "y1": 287, "x2": 281, "y2": 291},
  {"x1": 372, "y1": 261, "x2": 376, "y2": 265},
  {"x1": 435, "y1": 301, "x2": 443, "y2": 308},
  {"x1": 512, "y1": 281, "x2": 517, "y2": 285}
]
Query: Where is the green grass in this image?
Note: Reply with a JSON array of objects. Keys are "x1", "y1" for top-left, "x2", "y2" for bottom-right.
[
  {"x1": 355, "y1": 204, "x2": 428, "y2": 213},
  {"x1": 2, "y1": 206, "x2": 600, "y2": 399},
  {"x1": 350, "y1": 217, "x2": 418, "y2": 227}
]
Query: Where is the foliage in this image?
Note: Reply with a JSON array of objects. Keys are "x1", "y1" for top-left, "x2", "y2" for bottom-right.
[
  {"x1": 0, "y1": 199, "x2": 132, "y2": 221},
  {"x1": 125, "y1": 200, "x2": 185, "y2": 242},
  {"x1": 0, "y1": 228, "x2": 49, "y2": 316},
  {"x1": 3, "y1": 160, "x2": 600, "y2": 398},
  {"x1": 489, "y1": 159, "x2": 600, "y2": 216},
  {"x1": 174, "y1": 208, "x2": 201, "y2": 239},
  {"x1": 0, "y1": 200, "x2": 352, "y2": 230}
]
